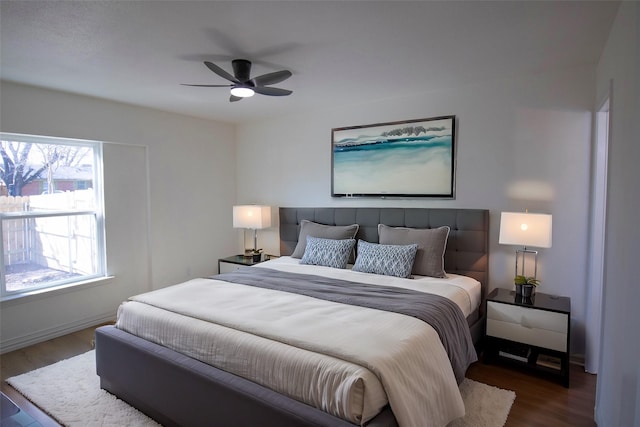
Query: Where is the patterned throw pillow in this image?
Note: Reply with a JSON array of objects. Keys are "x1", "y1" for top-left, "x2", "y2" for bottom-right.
[
  {"x1": 300, "y1": 236, "x2": 356, "y2": 269},
  {"x1": 352, "y1": 240, "x2": 418, "y2": 278}
]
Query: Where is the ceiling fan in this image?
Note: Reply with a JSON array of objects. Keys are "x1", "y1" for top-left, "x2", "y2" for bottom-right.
[{"x1": 182, "y1": 59, "x2": 292, "y2": 102}]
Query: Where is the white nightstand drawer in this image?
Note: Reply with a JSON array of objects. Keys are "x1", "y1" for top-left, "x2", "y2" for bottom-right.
[
  {"x1": 219, "y1": 261, "x2": 244, "y2": 274},
  {"x1": 487, "y1": 301, "x2": 568, "y2": 352},
  {"x1": 487, "y1": 301, "x2": 568, "y2": 334},
  {"x1": 487, "y1": 318, "x2": 567, "y2": 352}
]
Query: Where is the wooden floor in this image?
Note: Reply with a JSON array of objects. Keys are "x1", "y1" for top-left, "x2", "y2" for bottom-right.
[
  {"x1": 1, "y1": 325, "x2": 597, "y2": 427},
  {"x1": 466, "y1": 361, "x2": 597, "y2": 427},
  {"x1": 1, "y1": 324, "x2": 103, "y2": 427}
]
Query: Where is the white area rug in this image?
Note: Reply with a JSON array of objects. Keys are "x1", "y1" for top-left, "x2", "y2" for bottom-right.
[{"x1": 7, "y1": 351, "x2": 515, "y2": 427}]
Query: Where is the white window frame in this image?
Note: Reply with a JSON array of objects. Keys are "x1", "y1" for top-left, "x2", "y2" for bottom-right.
[{"x1": 0, "y1": 133, "x2": 107, "y2": 300}]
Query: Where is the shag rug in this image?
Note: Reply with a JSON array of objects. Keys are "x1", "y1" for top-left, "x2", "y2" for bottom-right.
[{"x1": 7, "y1": 351, "x2": 515, "y2": 427}]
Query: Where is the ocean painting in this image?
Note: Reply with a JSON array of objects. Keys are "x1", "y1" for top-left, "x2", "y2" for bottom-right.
[{"x1": 331, "y1": 116, "x2": 455, "y2": 197}]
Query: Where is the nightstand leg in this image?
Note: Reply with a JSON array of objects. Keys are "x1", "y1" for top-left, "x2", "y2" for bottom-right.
[
  {"x1": 562, "y1": 356, "x2": 570, "y2": 388},
  {"x1": 482, "y1": 338, "x2": 497, "y2": 364}
]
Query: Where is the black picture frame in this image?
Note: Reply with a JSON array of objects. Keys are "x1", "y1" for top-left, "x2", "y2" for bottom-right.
[{"x1": 331, "y1": 115, "x2": 456, "y2": 198}]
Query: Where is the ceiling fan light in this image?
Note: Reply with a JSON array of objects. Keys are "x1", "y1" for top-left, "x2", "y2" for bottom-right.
[{"x1": 230, "y1": 86, "x2": 255, "y2": 98}]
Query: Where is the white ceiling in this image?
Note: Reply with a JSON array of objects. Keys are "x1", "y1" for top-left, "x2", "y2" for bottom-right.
[{"x1": 1, "y1": 1, "x2": 620, "y2": 124}]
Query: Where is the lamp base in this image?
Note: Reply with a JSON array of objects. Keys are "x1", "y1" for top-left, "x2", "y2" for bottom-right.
[{"x1": 515, "y1": 247, "x2": 539, "y2": 278}]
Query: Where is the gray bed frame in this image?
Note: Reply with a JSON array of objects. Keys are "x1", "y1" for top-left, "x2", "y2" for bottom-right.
[{"x1": 95, "y1": 207, "x2": 489, "y2": 427}]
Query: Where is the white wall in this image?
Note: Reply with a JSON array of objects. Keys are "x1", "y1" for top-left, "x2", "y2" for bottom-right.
[
  {"x1": 237, "y1": 65, "x2": 595, "y2": 356},
  {"x1": 0, "y1": 81, "x2": 237, "y2": 351},
  {"x1": 594, "y1": 2, "x2": 640, "y2": 426}
]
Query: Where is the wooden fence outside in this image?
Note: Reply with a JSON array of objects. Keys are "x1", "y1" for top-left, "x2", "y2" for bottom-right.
[
  {"x1": 0, "y1": 196, "x2": 31, "y2": 266},
  {"x1": 0, "y1": 191, "x2": 96, "y2": 274}
]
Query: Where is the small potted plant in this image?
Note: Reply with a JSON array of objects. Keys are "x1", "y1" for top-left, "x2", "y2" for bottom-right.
[
  {"x1": 249, "y1": 248, "x2": 263, "y2": 262},
  {"x1": 514, "y1": 275, "x2": 540, "y2": 298}
]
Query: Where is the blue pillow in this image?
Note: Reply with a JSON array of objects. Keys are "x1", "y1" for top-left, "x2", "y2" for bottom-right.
[
  {"x1": 300, "y1": 236, "x2": 356, "y2": 269},
  {"x1": 352, "y1": 240, "x2": 418, "y2": 278}
]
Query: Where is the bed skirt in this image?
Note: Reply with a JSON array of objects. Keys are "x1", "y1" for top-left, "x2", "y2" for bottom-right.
[{"x1": 95, "y1": 326, "x2": 398, "y2": 427}]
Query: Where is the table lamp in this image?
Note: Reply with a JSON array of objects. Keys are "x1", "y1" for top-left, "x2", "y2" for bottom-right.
[
  {"x1": 499, "y1": 211, "x2": 552, "y2": 279},
  {"x1": 233, "y1": 205, "x2": 271, "y2": 256}
]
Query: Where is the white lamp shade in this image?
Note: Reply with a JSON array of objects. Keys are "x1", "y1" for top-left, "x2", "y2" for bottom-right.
[
  {"x1": 233, "y1": 205, "x2": 271, "y2": 229},
  {"x1": 499, "y1": 212, "x2": 552, "y2": 248}
]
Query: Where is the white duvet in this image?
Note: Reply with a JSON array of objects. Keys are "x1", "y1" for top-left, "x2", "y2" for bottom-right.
[{"x1": 116, "y1": 257, "x2": 480, "y2": 427}]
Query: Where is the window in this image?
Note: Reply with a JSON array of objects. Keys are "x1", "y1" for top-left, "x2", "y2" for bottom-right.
[{"x1": 0, "y1": 133, "x2": 106, "y2": 299}]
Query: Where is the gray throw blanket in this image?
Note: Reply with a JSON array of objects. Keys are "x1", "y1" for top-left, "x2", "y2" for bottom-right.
[{"x1": 213, "y1": 267, "x2": 477, "y2": 384}]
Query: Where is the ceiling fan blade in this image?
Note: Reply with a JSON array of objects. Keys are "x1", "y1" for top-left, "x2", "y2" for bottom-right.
[
  {"x1": 251, "y1": 70, "x2": 292, "y2": 87},
  {"x1": 204, "y1": 61, "x2": 239, "y2": 83},
  {"x1": 229, "y1": 95, "x2": 243, "y2": 102},
  {"x1": 181, "y1": 84, "x2": 232, "y2": 87},
  {"x1": 253, "y1": 86, "x2": 292, "y2": 96}
]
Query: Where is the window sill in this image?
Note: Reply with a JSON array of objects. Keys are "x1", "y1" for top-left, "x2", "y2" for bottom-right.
[{"x1": 1, "y1": 275, "x2": 115, "y2": 306}]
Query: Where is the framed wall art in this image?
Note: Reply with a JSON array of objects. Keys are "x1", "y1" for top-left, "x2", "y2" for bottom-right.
[{"x1": 331, "y1": 115, "x2": 456, "y2": 198}]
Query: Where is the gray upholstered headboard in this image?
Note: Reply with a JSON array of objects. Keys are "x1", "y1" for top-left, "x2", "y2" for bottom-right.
[{"x1": 279, "y1": 207, "x2": 489, "y2": 303}]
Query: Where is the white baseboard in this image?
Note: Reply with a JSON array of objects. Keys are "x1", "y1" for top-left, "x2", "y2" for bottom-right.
[{"x1": 0, "y1": 312, "x2": 116, "y2": 354}]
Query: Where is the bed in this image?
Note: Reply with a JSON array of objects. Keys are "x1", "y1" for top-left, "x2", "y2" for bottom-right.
[{"x1": 95, "y1": 207, "x2": 489, "y2": 427}]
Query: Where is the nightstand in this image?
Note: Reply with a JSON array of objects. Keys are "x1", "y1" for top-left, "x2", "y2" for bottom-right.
[
  {"x1": 218, "y1": 254, "x2": 276, "y2": 274},
  {"x1": 484, "y1": 288, "x2": 571, "y2": 387}
]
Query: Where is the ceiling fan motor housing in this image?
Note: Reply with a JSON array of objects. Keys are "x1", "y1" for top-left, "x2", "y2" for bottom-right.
[{"x1": 232, "y1": 59, "x2": 253, "y2": 84}]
